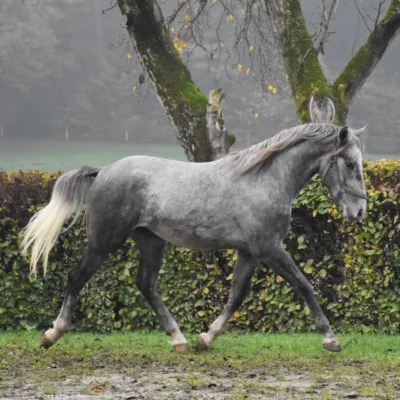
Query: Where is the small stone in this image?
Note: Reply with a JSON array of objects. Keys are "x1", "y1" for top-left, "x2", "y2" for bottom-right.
[{"x1": 346, "y1": 392, "x2": 358, "y2": 398}]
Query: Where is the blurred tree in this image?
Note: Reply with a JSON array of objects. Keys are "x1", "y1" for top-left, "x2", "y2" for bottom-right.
[{"x1": 117, "y1": 0, "x2": 400, "y2": 160}]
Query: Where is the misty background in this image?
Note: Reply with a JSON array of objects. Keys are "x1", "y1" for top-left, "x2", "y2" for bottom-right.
[{"x1": 0, "y1": 0, "x2": 399, "y2": 171}]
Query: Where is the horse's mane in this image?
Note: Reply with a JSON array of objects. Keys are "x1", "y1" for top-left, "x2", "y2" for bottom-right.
[{"x1": 221, "y1": 123, "x2": 339, "y2": 174}]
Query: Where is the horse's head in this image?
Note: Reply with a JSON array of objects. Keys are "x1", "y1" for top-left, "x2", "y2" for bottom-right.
[{"x1": 319, "y1": 126, "x2": 368, "y2": 222}]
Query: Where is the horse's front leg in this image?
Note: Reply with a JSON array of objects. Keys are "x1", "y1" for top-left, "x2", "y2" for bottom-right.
[
  {"x1": 196, "y1": 251, "x2": 257, "y2": 350},
  {"x1": 259, "y1": 243, "x2": 341, "y2": 352}
]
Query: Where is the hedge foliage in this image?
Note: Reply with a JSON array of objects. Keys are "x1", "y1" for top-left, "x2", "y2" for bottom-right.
[{"x1": 0, "y1": 160, "x2": 399, "y2": 334}]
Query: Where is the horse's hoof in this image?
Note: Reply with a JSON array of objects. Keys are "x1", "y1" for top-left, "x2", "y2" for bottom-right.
[
  {"x1": 196, "y1": 333, "x2": 211, "y2": 351},
  {"x1": 41, "y1": 337, "x2": 54, "y2": 349},
  {"x1": 41, "y1": 341, "x2": 53, "y2": 349},
  {"x1": 41, "y1": 328, "x2": 59, "y2": 349},
  {"x1": 323, "y1": 338, "x2": 342, "y2": 352},
  {"x1": 173, "y1": 343, "x2": 188, "y2": 353}
]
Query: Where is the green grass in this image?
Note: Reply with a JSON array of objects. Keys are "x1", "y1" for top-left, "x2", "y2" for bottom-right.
[
  {"x1": 1, "y1": 332, "x2": 399, "y2": 399},
  {"x1": 1, "y1": 331, "x2": 399, "y2": 368},
  {"x1": 0, "y1": 139, "x2": 186, "y2": 171}
]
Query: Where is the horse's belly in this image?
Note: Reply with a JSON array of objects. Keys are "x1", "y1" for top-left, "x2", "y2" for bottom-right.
[{"x1": 149, "y1": 223, "x2": 245, "y2": 250}]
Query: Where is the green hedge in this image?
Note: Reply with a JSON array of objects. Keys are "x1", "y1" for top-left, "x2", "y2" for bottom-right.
[{"x1": 0, "y1": 160, "x2": 399, "y2": 334}]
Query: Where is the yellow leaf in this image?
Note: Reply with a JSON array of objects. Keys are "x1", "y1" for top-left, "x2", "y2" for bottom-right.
[
  {"x1": 203, "y1": 287, "x2": 209, "y2": 295},
  {"x1": 132, "y1": 85, "x2": 137, "y2": 93},
  {"x1": 226, "y1": 273, "x2": 233, "y2": 281},
  {"x1": 226, "y1": 249, "x2": 235, "y2": 255},
  {"x1": 249, "y1": 45, "x2": 254, "y2": 52},
  {"x1": 237, "y1": 64, "x2": 243, "y2": 73},
  {"x1": 170, "y1": 27, "x2": 175, "y2": 33},
  {"x1": 198, "y1": 311, "x2": 205, "y2": 317},
  {"x1": 268, "y1": 84, "x2": 278, "y2": 94},
  {"x1": 312, "y1": 209, "x2": 318, "y2": 217},
  {"x1": 185, "y1": 15, "x2": 191, "y2": 21},
  {"x1": 90, "y1": 386, "x2": 104, "y2": 393},
  {"x1": 213, "y1": 0, "x2": 217, "y2": 3},
  {"x1": 246, "y1": 68, "x2": 251, "y2": 75},
  {"x1": 127, "y1": 53, "x2": 132, "y2": 60},
  {"x1": 174, "y1": 42, "x2": 183, "y2": 53},
  {"x1": 227, "y1": 14, "x2": 234, "y2": 21},
  {"x1": 276, "y1": 275, "x2": 284, "y2": 283},
  {"x1": 254, "y1": 113, "x2": 259, "y2": 118}
]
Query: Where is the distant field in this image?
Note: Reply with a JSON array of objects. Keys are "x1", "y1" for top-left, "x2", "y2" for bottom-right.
[
  {"x1": 0, "y1": 139, "x2": 397, "y2": 172},
  {"x1": 0, "y1": 139, "x2": 186, "y2": 172}
]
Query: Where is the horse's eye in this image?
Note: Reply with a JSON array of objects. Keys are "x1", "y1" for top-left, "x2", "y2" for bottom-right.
[{"x1": 346, "y1": 162, "x2": 354, "y2": 170}]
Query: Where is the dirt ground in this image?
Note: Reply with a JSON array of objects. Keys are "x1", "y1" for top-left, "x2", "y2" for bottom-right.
[
  {"x1": 1, "y1": 362, "x2": 398, "y2": 400},
  {"x1": 1, "y1": 333, "x2": 399, "y2": 399}
]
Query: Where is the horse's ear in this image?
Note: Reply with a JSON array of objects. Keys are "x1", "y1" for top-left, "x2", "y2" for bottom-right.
[
  {"x1": 309, "y1": 93, "x2": 336, "y2": 123},
  {"x1": 338, "y1": 126, "x2": 349, "y2": 145},
  {"x1": 353, "y1": 125, "x2": 368, "y2": 137}
]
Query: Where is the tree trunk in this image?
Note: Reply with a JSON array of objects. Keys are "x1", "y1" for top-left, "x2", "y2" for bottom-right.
[
  {"x1": 117, "y1": 0, "x2": 234, "y2": 161},
  {"x1": 265, "y1": 0, "x2": 400, "y2": 125}
]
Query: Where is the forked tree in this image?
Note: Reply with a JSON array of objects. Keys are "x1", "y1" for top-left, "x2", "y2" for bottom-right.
[{"x1": 115, "y1": 0, "x2": 400, "y2": 160}]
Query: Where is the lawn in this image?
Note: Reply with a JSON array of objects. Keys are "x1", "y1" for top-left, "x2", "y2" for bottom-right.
[
  {"x1": 0, "y1": 140, "x2": 186, "y2": 172},
  {"x1": 0, "y1": 331, "x2": 399, "y2": 399}
]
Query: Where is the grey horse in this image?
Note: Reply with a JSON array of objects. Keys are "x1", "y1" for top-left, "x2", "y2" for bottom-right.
[{"x1": 21, "y1": 123, "x2": 367, "y2": 353}]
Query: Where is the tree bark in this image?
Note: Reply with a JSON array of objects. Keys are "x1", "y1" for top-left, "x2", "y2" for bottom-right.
[
  {"x1": 265, "y1": 0, "x2": 333, "y2": 122},
  {"x1": 207, "y1": 89, "x2": 235, "y2": 160},
  {"x1": 265, "y1": 0, "x2": 400, "y2": 125},
  {"x1": 117, "y1": 0, "x2": 234, "y2": 161}
]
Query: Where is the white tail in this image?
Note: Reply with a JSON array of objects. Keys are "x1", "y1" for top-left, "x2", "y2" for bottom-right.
[{"x1": 21, "y1": 167, "x2": 99, "y2": 276}]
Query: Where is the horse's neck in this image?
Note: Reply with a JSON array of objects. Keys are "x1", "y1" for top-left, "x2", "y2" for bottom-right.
[{"x1": 267, "y1": 139, "x2": 332, "y2": 199}]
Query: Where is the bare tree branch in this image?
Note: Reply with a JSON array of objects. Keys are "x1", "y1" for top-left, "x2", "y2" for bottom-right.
[
  {"x1": 354, "y1": 0, "x2": 372, "y2": 32},
  {"x1": 334, "y1": 0, "x2": 400, "y2": 104},
  {"x1": 315, "y1": 0, "x2": 340, "y2": 55},
  {"x1": 102, "y1": 2, "x2": 119, "y2": 14}
]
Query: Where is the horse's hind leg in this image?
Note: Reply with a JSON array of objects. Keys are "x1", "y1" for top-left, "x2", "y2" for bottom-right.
[
  {"x1": 132, "y1": 229, "x2": 188, "y2": 353},
  {"x1": 41, "y1": 246, "x2": 112, "y2": 348},
  {"x1": 196, "y1": 251, "x2": 257, "y2": 350}
]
